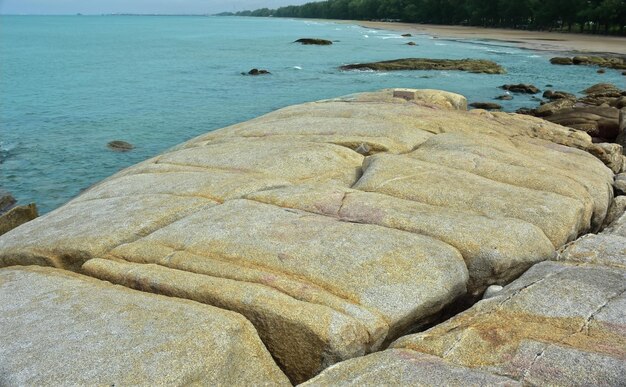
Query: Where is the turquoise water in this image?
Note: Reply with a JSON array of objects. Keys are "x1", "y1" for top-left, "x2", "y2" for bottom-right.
[{"x1": 1, "y1": 16, "x2": 623, "y2": 213}]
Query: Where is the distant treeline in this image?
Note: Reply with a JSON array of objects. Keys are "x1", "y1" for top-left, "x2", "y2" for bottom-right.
[{"x1": 226, "y1": 0, "x2": 626, "y2": 35}]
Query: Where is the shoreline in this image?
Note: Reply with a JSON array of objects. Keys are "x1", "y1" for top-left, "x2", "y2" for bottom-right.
[{"x1": 335, "y1": 20, "x2": 626, "y2": 55}]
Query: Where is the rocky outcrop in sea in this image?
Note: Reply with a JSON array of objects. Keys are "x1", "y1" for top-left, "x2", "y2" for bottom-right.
[{"x1": 0, "y1": 89, "x2": 624, "y2": 385}]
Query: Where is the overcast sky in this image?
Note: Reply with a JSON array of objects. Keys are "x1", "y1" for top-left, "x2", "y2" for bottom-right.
[{"x1": 0, "y1": 0, "x2": 310, "y2": 15}]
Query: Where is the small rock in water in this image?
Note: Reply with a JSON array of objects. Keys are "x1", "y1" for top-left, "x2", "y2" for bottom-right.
[
  {"x1": 500, "y1": 83, "x2": 540, "y2": 94},
  {"x1": 294, "y1": 38, "x2": 332, "y2": 45},
  {"x1": 246, "y1": 68, "x2": 271, "y2": 76},
  {"x1": 597, "y1": 68, "x2": 606, "y2": 74},
  {"x1": 495, "y1": 95, "x2": 513, "y2": 100},
  {"x1": 107, "y1": 140, "x2": 134, "y2": 152},
  {"x1": 469, "y1": 102, "x2": 502, "y2": 110},
  {"x1": 401, "y1": 33, "x2": 412, "y2": 37},
  {"x1": 406, "y1": 41, "x2": 417, "y2": 46},
  {"x1": 482, "y1": 284, "x2": 503, "y2": 299}
]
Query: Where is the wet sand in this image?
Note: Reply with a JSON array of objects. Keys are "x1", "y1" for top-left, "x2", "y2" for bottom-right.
[{"x1": 346, "y1": 21, "x2": 626, "y2": 55}]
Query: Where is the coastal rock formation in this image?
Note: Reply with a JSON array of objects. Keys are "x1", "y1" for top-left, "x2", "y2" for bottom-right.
[
  {"x1": 520, "y1": 83, "x2": 625, "y2": 146},
  {"x1": 550, "y1": 55, "x2": 626, "y2": 70},
  {"x1": 306, "y1": 213, "x2": 626, "y2": 384},
  {"x1": 340, "y1": 58, "x2": 505, "y2": 74},
  {"x1": 294, "y1": 38, "x2": 332, "y2": 45},
  {"x1": 500, "y1": 83, "x2": 540, "y2": 94},
  {"x1": 0, "y1": 266, "x2": 289, "y2": 385},
  {"x1": 0, "y1": 89, "x2": 617, "y2": 383}
]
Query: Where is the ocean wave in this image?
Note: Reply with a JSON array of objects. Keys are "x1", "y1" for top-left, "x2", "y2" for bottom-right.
[
  {"x1": 293, "y1": 66, "x2": 302, "y2": 70},
  {"x1": 379, "y1": 35, "x2": 405, "y2": 39}
]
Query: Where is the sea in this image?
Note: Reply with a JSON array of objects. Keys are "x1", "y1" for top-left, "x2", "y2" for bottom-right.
[{"x1": 1, "y1": 15, "x2": 623, "y2": 213}]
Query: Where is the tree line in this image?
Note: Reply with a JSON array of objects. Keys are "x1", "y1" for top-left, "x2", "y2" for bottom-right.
[{"x1": 230, "y1": 0, "x2": 626, "y2": 35}]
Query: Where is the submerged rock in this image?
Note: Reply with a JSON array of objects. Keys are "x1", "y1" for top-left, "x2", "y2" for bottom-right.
[
  {"x1": 340, "y1": 58, "x2": 505, "y2": 74},
  {"x1": 401, "y1": 33, "x2": 412, "y2": 37},
  {"x1": 495, "y1": 94, "x2": 512, "y2": 100},
  {"x1": 294, "y1": 38, "x2": 332, "y2": 45},
  {"x1": 406, "y1": 41, "x2": 417, "y2": 46},
  {"x1": 106, "y1": 140, "x2": 134, "y2": 152}
]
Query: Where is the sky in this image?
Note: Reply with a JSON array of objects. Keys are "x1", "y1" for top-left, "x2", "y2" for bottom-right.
[{"x1": 0, "y1": 0, "x2": 311, "y2": 15}]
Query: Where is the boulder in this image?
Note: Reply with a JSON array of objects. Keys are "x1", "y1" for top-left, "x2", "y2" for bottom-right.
[
  {"x1": 583, "y1": 83, "x2": 622, "y2": 95},
  {"x1": 0, "y1": 265, "x2": 289, "y2": 385},
  {"x1": 500, "y1": 83, "x2": 540, "y2": 94},
  {"x1": 550, "y1": 57, "x2": 573, "y2": 65},
  {"x1": 469, "y1": 102, "x2": 501, "y2": 110},
  {"x1": 106, "y1": 140, "x2": 134, "y2": 151},
  {"x1": 535, "y1": 98, "x2": 576, "y2": 117},
  {"x1": 340, "y1": 58, "x2": 505, "y2": 74},
  {"x1": 0, "y1": 203, "x2": 38, "y2": 236},
  {"x1": 542, "y1": 90, "x2": 576, "y2": 100},
  {"x1": 294, "y1": 38, "x2": 332, "y2": 45}
]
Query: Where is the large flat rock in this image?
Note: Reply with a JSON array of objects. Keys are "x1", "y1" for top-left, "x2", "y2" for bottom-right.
[
  {"x1": 0, "y1": 89, "x2": 616, "y2": 383},
  {"x1": 0, "y1": 266, "x2": 289, "y2": 385}
]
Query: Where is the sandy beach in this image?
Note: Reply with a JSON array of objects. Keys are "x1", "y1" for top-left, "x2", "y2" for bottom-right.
[{"x1": 350, "y1": 21, "x2": 626, "y2": 55}]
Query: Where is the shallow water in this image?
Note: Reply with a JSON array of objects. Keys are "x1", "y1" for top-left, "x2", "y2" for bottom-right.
[{"x1": 1, "y1": 16, "x2": 623, "y2": 213}]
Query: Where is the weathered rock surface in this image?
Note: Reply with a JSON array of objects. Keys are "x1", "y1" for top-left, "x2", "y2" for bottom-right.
[
  {"x1": 295, "y1": 38, "x2": 332, "y2": 45},
  {"x1": 312, "y1": 259, "x2": 626, "y2": 386},
  {"x1": 340, "y1": 58, "x2": 505, "y2": 74},
  {"x1": 0, "y1": 89, "x2": 616, "y2": 382},
  {"x1": 0, "y1": 265, "x2": 289, "y2": 385},
  {"x1": 302, "y1": 350, "x2": 520, "y2": 386}
]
